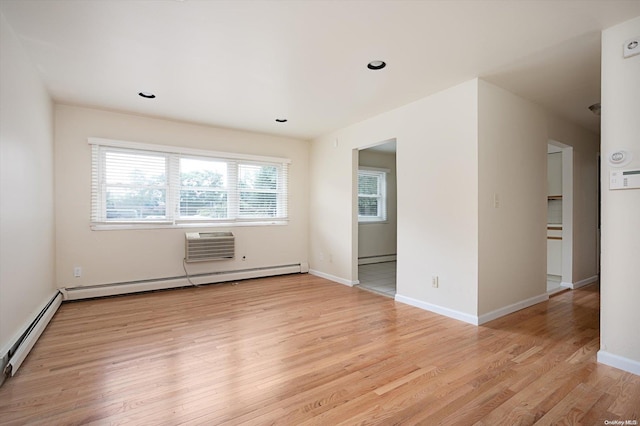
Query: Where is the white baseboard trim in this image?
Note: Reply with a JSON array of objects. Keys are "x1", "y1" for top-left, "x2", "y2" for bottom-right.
[
  {"x1": 560, "y1": 281, "x2": 573, "y2": 289},
  {"x1": 548, "y1": 285, "x2": 569, "y2": 296},
  {"x1": 597, "y1": 350, "x2": 640, "y2": 376},
  {"x1": 62, "y1": 264, "x2": 303, "y2": 301},
  {"x1": 477, "y1": 293, "x2": 549, "y2": 325},
  {"x1": 358, "y1": 255, "x2": 397, "y2": 265},
  {"x1": 308, "y1": 269, "x2": 357, "y2": 287},
  {"x1": 1, "y1": 291, "x2": 62, "y2": 383},
  {"x1": 395, "y1": 292, "x2": 550, "y2": 326},
  {"x1": 569, "y1": 275, "x2": 599, "y2": 289},
  {"x1": 394, "y1": 294, "x2": 478, "y2": 325}
]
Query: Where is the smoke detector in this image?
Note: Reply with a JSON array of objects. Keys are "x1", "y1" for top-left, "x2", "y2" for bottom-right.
[{"x1": 623, "y1": 36, "x2": 640, "y2": 58}]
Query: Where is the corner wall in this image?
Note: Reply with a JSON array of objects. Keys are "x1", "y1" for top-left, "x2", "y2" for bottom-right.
[
  {"x1": 0, "y1": 13, "x2": 56, "y2": 355},
  {"x1": 599, "y1": 16, "x2": 640, "y2": 375},
  {"x1": 477, "y1": 80, "x2": 548, "y2": 317},
  {"x1": 310, "y1": 77, "x2": 601, "y2": 326},
  {"x1": 310, "y1": 80, "x2": 479, "y2": 318}
]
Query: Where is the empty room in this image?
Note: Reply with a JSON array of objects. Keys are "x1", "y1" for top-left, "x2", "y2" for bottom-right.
[{"x1": 1, "y1": 1, "x2": 639, "y2": 424}]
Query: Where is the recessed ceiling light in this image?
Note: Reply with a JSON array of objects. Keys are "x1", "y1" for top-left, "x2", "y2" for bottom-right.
[
  {"x1": 138, "y1": 92, "x2": 156, "y2": 99},
  {"x1": 275, "y1": 118, "x2": 288, "y2": 123},
  {"x1": 367, "y1": 60, "x2": 386, "y2": 70}
]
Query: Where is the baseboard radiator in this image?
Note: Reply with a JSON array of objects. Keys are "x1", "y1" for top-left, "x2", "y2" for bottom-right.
[
  {"x1": 1, "y1": 291, "x2": 62, "y2": 384},
  {"x1": 61, "y1": 263, "x2": 309, "y2": 301}
]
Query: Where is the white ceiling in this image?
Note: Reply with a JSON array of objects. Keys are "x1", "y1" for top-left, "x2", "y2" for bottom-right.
[{"x1": 2, "y1": 0, "x2": 639, "y2": 140}]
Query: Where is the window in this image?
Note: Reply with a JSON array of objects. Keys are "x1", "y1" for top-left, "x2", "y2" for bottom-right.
[
  {"x1": 90, "y1": 138, "x2": 289, "y2": 228},
  {"x1": 179, "y1": 157, "x2": 229, "y2": 220},
  {"x1": 358, "y1": 168, "x2": 387, "y2": 222}
]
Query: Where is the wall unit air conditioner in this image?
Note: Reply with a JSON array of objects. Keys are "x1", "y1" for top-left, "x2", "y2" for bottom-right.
[{"x1": 185, "y1": 232, "x2": 235, "y2": 262}]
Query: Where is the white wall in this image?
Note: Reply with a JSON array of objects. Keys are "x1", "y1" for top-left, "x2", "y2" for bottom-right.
[
  {"x1": 599, "y1": 16, "x2": 640, "y2": 374},
  {"x1": 311, "y1": 77, "x2": 601, "y2": 324},
  {"x1": 310, "y1": 80, "x2": 479, "y2": 317},
  {"x1": 0, "y1": 14, "x2": 56, "y2": 354},
  {"x1": 358, "y1": 149, "x2": 397, "y2": 260},
  {"x1": 477, "y1": 80, "x2": 548, "y2": 316},
  {"x1": 54, "y1": 105, "x2": 309, "y2": 288}
]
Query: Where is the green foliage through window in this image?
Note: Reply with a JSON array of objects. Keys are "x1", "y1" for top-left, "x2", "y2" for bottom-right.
[
  {"x1": 92, "y1": 144, "x2": 288, "y2": 225},
  {"x1": 358, "y1": 169, "x2": 386, "y2": 222}
]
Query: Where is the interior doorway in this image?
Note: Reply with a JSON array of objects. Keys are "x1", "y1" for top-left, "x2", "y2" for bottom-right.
[
  {"x1": 354, "y1": 140, "x2": 397, "y2": 297},
  {"x1": 547, "y1": 140, "x2": 573, "y2": 294}
]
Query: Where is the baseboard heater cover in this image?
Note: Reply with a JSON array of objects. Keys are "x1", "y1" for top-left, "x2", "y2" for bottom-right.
[
  {"x1": 62, "y1": 263, "x2": 307, "y2": 301},
  {"x1": 2, "y1": 291, "x2": 62, "y2": 382}
]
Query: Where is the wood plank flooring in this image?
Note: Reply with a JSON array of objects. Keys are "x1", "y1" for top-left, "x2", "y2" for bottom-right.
[{"x1": 1, "y1": 274, "x2": 638, "y2": 425}]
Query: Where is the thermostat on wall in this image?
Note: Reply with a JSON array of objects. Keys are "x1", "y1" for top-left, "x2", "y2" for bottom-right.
[{"x1": 610, "y1": 169, "x2": 640, "y2": 190}]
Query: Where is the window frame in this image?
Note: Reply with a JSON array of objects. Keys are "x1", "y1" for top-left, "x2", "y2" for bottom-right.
[
  {"x1": 358, "y1": 167, "x2": 388, "y2": 223},
  {"x1": 89, "y1": 138, "x2": 290, "y2": 230}
]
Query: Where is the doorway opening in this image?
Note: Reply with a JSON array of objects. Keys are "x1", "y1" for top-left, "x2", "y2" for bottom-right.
[
  {"x1": 354, "y1": 139, "x2": 397, "y2": 297},
  {"x1": 547, "y1": 140, "x2": 573, "y2": 295}
]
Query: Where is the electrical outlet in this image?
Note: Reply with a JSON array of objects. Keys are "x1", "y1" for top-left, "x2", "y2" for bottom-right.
[
  {"x1": 493, "y1": 193, "x2": 500, "y2": 209},
  {"x1": 74, "y1": 267, "x2": 82, "y2": 278},
  {"x1": 432, "y1": 276, "x2": 439, "y2": 288}
]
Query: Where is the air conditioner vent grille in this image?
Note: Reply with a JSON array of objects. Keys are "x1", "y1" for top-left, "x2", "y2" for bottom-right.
[{"x1": 185, "y1": 232, "x2": 235, "y2": 262}]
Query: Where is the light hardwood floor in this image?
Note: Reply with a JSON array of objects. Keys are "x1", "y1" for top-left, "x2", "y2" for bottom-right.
[{"x1": 1, "y1": 274, "x2": 638, "y2": 425}]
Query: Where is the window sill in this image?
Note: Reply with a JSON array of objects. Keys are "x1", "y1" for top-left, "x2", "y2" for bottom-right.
[
  {"x1": 358, "y1": 220, "x2": 389, "y2": 225},
  {"x1": 91, "y1": 220, "x2": 288, "y2": 231}
]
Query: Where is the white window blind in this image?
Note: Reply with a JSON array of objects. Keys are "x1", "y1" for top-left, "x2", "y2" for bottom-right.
[
  {"x1": 179, "y1": 157, "x2": 231, "y2": 221},
  {"x1": 90, "y1": 138, "x2": 290, "y2": 228},
  {"x1": 358, "y1": 168, "x2": 387, "y2": 222}
]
